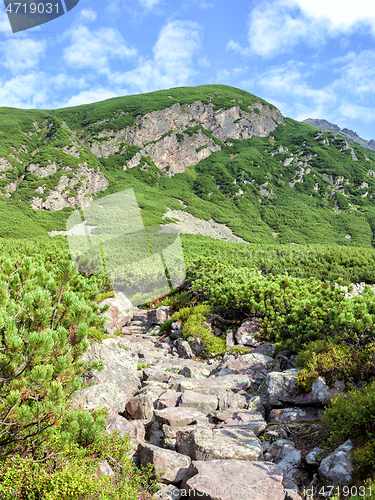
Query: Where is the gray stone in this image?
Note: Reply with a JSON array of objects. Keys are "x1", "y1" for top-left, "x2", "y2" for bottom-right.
[
  {"x1": 95, "y1": 460, "x2": 114, "y2": 478},
  {"x1": 82, "y1": 338, "x2": 140, "y2": 404},
  {"x1": 226, "y1": 330, "x2": 235, "y2": 349},
  {"x1": 139, "y1": 442, "x2": 191, "y2": 484},
  {"x1": 177, "y1": 341, "x2": 194, "y2": 359},
  {"x1": 156, "y1": 390, "x2": 182, "y2": 409},
  {"x1": 179, "y1": 366, "x2": 211, "y2": 379},
  {"x1": 154, "y1": 484, "x2": 181, "y2": 500},
  {"x1": 180, "y1": 460, "x2": 285, "y2": 500},
  {"x1": 268, "y1": 439, "x2": 302, "y2": 473},
  {"x1": 247, "y1": 395, "x2": 266, "y2": 417},
  {"x1": 305, "y1": 447, "x2": 323, "y2": 466},
  {"x1": 163, "y1": 423, "x2": 207, "y2": 450},
  {"x1": 188, "y1": 337, "x2": 203, "y2": 356},
  {"x1": 178, "y1": 374, "x2": 251, "y2": 393},
  {"x1": 266, "y1": 370, "x2": 345, "y2": 407},
  {"x1": 150, "y1": 306, "x2": 173, "y2": 325},
  {"x1": 106, "y1": 413, "x2": 145, "y2": 442},
  {"x1": 318, "y1": 440, "x2": 353, "y2": 486},
  {"x1": 251, "y1": 344, "x2": 275, "y2": 357},
  {"x1": 266, "y1": 369, "x2": 300, "y2": 407},
  {"x1": 270, "y1": 407, "x2": 323, "y2": 424}
]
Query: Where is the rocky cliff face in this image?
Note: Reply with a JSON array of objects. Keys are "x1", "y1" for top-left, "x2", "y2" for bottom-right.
[
  {"x1": 86, "y1": 100, "x2": 284, "y2": 176},
  {"x1": 31, "y1": 164, "x2": 109, "y2": 211}
]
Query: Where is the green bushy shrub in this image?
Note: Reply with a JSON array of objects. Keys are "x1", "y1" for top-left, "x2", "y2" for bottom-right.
[
  {"x1": 188, "y1": 256, "x2": 375, "y2": 352},
  {"x1": 297, "y1": 340, "x2": 375, "y2": 391},
  {"x1": 323, "y1": 380, "x2": 375, "y2": 443},
  {"x1": 171, "y1": 304, "x2": 226, "y2": 357}
]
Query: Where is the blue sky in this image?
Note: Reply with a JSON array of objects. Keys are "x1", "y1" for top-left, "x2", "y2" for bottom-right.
[{"x1": 1, "y1": 0, "x2": 375, "y2": 140}]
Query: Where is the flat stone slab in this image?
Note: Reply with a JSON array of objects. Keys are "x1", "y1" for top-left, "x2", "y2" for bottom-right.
[
  {"x1": 179, "y1": 390, "x2": 218, "y2": 415},
  {"x1": 181, "y1": 460, "x2": 285, "y2": 500},
  {"x1": 154, "y1": 406, "x2": 208, "y2": 427},
  {"x1": 215, "y1": 410, "x2": 267, "y2": 436},
  {"x1": 178, "y1": 374, "x2": 251, "y2": 393},
  {"x1": 176, "y1": 427, "x2": 263, "y2": 461}
]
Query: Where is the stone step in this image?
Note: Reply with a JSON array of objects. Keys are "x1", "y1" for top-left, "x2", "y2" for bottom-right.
[{"x1": 123, "y1": 326, "x2": 145, "y2": 333}]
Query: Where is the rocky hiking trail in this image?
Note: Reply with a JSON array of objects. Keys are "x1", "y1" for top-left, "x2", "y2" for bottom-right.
[{"x1": 72, "y1": 294, "x2": 355, "y2": 500}]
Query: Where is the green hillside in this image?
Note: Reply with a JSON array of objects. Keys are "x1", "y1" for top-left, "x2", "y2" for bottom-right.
[{"x1": 1, "y1": 84, "x2": 375, "y2": 247}]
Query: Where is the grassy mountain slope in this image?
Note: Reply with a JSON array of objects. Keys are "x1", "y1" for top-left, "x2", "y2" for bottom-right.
[{"x1": 1, "y1": 85, "x2": 375, "y2": 247}]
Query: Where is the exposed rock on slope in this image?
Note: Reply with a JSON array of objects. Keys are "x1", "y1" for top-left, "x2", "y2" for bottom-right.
[
  {"x1": 161, "y1": 209, "x2": 247, "y2": 243},
  {"x1": 86, "y1": 101, "x2": 284, "y2": 175},
  {"x1": 31, "y1": 164, "x2": 108, "y2": 211}
]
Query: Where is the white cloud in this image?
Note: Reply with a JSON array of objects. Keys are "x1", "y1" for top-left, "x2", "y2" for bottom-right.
[
  {"x1": 251, "y1": 62, "x2": 337, "y2": 120},
  {"x1": 229, "y1": 0, "x2": 375, "y2": 59},
  {"x1": 332, "y1": 50, "x2": 375, "y2": 96},
  {"x1": 338, "y1": 103, "x2": 375, "y2": 123},
  {"x1": 111, "y1": 20, "x2": 201, "y2": 93},
  {"x1": 60, "y1": 89, "x2": 121, "y2": 108},
  {"x1": 0, "y1": 72, "x2": 89, "y2": 109},
  {"x1": 228, "y1": 1, "x2": 328, "y2": 58},
  {"x1": 63, "y1": 26, "x2": 137, "y2": 74},
  {"x1": 0, "y1": 8, "x2": 12, "y2": 34},
  {"x1": 0, "y1": 38, "x2": 45, "y2": 74},
  {"x1": 292, "y1": 0, "x2": 375, "y2": 31},
  {"x1": 78, "y1": 8, "x2": 97, "y2": 23},
  {"x1": 139, "y1": 0, "x2": 162, "y2": 10}
]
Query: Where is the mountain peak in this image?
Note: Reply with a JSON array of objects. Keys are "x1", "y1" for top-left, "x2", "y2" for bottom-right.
[{"x1": 303, "y1": 118, "x2": 375, "y2": 152}]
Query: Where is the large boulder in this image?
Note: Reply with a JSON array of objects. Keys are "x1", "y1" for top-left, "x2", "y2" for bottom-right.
[
  {"x1": 138, "y1": 443, "x2": 191, "y2": 484},
  {"x1": 71, "y1": 382, "x2": 129, "y2": 413},
  {"x1": 156, "y1": 390, "x2": 182, "y2": 410},
  {"x1": 106, "y1": 414, "x2": 145, "y2": 442},
  {"x1": 99, "y1": 292, "x2": 134, "y2": 333},
  {"x1": 82, "y1": 338, "x2": 141, "y2": 404},
  {"x1": 213, "y1": 353, "x2": 272, "y2": 391},
  {"x1": 162, "y1": 422, "x2": 207, "y2": 450},
  {"x1": 180, "y1": 460, "x2": 286, "y2": 500},
  {"x1": 318, "y1": 440, "x2": 353, "y2": 486}
]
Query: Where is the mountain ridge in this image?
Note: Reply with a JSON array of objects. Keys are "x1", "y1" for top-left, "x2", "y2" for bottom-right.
[{"x1": 303, "y1": 118, "x2": 375, "y2": 152}]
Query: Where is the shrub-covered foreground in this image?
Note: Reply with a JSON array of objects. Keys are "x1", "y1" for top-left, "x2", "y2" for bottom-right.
[{"x1": 0, "y1": 238, "x2": 159, "y2": 499}]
